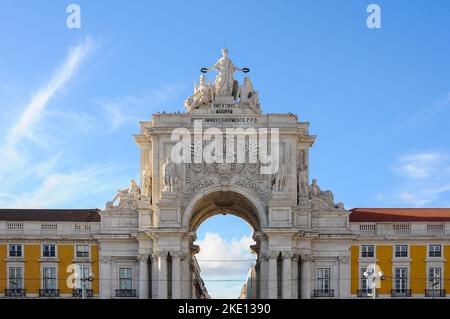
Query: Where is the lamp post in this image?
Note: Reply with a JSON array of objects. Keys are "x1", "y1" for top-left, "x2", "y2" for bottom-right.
[{"x1": 79, "y1": 272, "x2": 95, "y2": 299}]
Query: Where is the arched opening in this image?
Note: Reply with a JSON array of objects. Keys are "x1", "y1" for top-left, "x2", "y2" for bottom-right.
[{"x1": 186, "y1": 190, "x2": 264, "y2": 299}]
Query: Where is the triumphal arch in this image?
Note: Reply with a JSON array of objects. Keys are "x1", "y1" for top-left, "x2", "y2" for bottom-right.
[{"x1": 97, "y1": 49, "x2": 352, "y2": 299}]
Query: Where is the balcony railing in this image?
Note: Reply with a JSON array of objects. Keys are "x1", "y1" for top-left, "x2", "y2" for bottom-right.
[
  {"x1": 39, "y1": 289, "x2": 60, "y2": 297},
  {"x1": 313, "y1": 289, "x2": 334, "y2": 297},
  {"x1": 115, "y1": 289, "x2": 137, "y2": 297},
  {"x1": 72, "y1": 288, "x2": 94, "y2": 298},
  {"x1": 425, "y1": 289, "x2": 446, "y2": 297},
  {"x1": 5, "y1": 289, "x2": 26, "y2": 297},
  {"x1": 357, "y1": 289, "x2": 378, "y2": 297},
  {"x1": 391, "y1": 289, "x2": 411, "y2": 297}
]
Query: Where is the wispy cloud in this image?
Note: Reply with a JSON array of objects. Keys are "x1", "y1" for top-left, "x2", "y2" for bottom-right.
[
  {"x1": 0, "y1": 37, "x2": 130, "y2": 209},
  {"x1": 96, "y1": 83, "x2": 184, "y2": 132},
  {"x1": 379, "y1": 150, "x2": 450, "y2": 207},
  {"x1": 195, "y1": 232, "x2": 255, "y2": 298},
  {"x1": 411, "y1": 93, "x2": 450, "y2": 126},
  {"x1": 6, "y1": 37, "x2": 95, "y2": 146}
]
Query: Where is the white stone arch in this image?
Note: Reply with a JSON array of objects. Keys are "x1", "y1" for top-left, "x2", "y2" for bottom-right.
[{"x1": 181, "y1": 185, "x2": 267, "y2": 231}]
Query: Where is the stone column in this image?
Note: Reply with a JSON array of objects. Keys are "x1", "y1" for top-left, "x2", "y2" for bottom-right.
[
  {"x1": 292, "y1": 254, "x2": 300, "y2": 299},
  {"x1": 99, "y1": 256, "x2": 111, "y2": 299},
  {"x1": 171, "y1": 251, "x2": 182, "y2": 299},
  {"x1": 300, "y1": 254, "x2": 313, "y2": 299},
  {"x1": 267, "y1": 252, "x2": 278, "y2": 299},
  {"x1": 151, "y1": 253, "x2": 159, "y2": 298},
  {"x1": 138, "y1": 254, "x2": 149, "y2": 299},
  {"x1": 157, "y1": 251, "x2": 168, "y2": 299},
  {"x1": 339, "y1": 256, "x2": 350, "y2": 298},
  {"x1": 259, "y1": 253, "x2": 268, "y2": 299},
  {"x1": 281, "y1": 251, "x2": 293, "y2": 299},
  {"x1": 181, "y1": 252, "x2": 191, "y2": 298}
]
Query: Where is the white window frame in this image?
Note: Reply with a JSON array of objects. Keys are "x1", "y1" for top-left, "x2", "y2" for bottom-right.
[
  {"x1": 394, "y1": 267, "x2": 408, "y2": 292},
  {"x1": 42, "y1": 266, "x2": 57, "y2": 290},
  {"x1": 316, "y1": 268, "x2": 331, "y2": 292},
  {"x1": 75, "y1": 245, "x2": 90, "y2": 259},
  {"x1": 118, "y1": 267, "x2": 133, "y2": 291},
  {"x1": 361, "y1": 245, "x2": 375, "y2": 258},
  {"x1": 428, "y1": 245, "x2": 442, "y2": 258},
  {"x1": 8, "y1": 266, "x2": 23, "y2": 290},
  {"x1": 42, "y1": 244, "x2": 56, "y2": 258},
  {"x1": 8, "y1": 244, "x2": 23, "y2": 257},
  {"x1": 427, "y1": 267, "x2": 442, "y2": 290},
  {"x1": 394, "y1": 245, "x2": 408, "y2": 258}
]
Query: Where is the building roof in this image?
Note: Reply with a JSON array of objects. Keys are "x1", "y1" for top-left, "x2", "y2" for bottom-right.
[
  {"x1": 0, "y1": 209, "x2": 101, "y2": 222},
  {"x1": 350, "y1": 208, "x2": 450, "y2": 222}
]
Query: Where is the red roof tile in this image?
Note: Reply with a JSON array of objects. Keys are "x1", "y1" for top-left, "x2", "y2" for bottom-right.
[
  {"x1": 0, "y1": 209, "x2": 101, "y2": 222},
  {"x1": 350, "y1": 208, "x2": 450, "y2": 222}
]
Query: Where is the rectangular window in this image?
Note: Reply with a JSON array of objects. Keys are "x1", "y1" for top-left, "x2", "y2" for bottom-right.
[
  {"x1": 76, "y1": 245, "x2": 89, "y2": 258},
  {"x1": 9, "y1": 244, "x2": 22, "y2": 257},
  {"x1": 43, "y1": 244, "x2": 56, "y2": 257},
  {"x1": 395, "y1": 245, "x2": 408, "y2": 258},
  {"x1": 9, "y1": 267, "x2": 23, "y2": 289},
  {"x1": 428, "y1": 267, "x2": 441, "y2": 290},
  {"x1": 394, "y1": 268, "x2": 408, "y2": 292},
  {"x1": 360, "y1": 268, "x2": 369, "y2": 292},
  {"x1": 43, "y1": 267, "x2": 57, "y2": 290},
  {"x1": 317, "y1": 268, "x2": 330, "y2": 292},
  {"x1": 361, "y1": 245, "x2": 374, "y2": 258},
  {"x1": 429, "y1": 245, "x2": 442, "y2": 257},
  {"x1": 119, "y1": 268, "x2": 132, "y2": 290}
]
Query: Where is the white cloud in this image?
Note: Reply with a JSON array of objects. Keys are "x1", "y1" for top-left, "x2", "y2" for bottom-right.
[
  {"x1": 393, "y1": 151, "x2": 445, "y2": 179},
  {"x1": 6, "y1": 37, "x2": 94, "y2": 146},
  {"x1": 0, "y1": 164, "x2": 119, "y2": 209},
  {"x1": 411, "y1": 93, "x2": 450, "y2": 125},
  {"x1": 195, "y1": 232, "x2": 256, "y2": 298},
  {"x1": 96, "y1": 83, "x2": 184, "y2": 132},
  {"x1": 379, "y1": 150, "x2": 450, "y2": 207}
]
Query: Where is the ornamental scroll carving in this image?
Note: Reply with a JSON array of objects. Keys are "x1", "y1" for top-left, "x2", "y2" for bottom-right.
[{"x1": 182, "y1": 160, "x2": 268, "y2": 205}]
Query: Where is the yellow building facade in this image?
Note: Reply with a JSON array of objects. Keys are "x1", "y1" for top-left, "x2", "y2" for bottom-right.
[{"x1": 2, "y1": 207, "x2": 450, "y2": 298}]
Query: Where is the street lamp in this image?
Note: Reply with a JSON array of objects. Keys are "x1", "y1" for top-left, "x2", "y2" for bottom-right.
[{"x1": 78, "y1": 272, "x2": 95, "y2": 299}]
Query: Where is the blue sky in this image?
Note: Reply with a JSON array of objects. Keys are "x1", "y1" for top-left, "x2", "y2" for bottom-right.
[{"x1": 0, "y1": 0, "x2": 449, "y2": 298}]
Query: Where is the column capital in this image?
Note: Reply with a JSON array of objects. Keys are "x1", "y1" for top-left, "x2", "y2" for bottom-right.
[
  {"x1": 268, "y1": 251, "x2": 279, "y2": 259},
  {"x1": 100, "y1": 256, "x2": 112, "y2": 263},
  {"x1": 302, "y1": 254, "x2": 314, "y2": 263},
  {"x1": 170, "y1": 251, "x2": 185, "y2": 260},
  {"x1": 292, "y1": 253, "x2": 301, "y2": 262},
  {"x1": 155, "y1": 250, "x2": 169, "y2": 259},
  {"x1": 138, "y1": 254, "x2": 149, "y2": 262},
  {"x1": 281, "y1": 251, "x2": 294, "y2": 259},
  {"x1": 338, "y1": 256, "x2": 350, "y2": 264}
]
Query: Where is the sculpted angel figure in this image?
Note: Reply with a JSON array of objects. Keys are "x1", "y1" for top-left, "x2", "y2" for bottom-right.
[{"x1": 184, "y1": 74, "x2": 213, "y2": 111}]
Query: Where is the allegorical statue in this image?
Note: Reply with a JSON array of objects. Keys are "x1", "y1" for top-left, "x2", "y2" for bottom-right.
[
  {"x1": 163, "y1": 158, "x2": 177, "y2": 192},
  {"x1": 142, "y1": 165, "x2": 152, "y2": 199},
  {"x1": 184, "y1": 74, "x2": 214, "y2": 111},
  {"x1": 236, "y1": 76, "x2": 260, "y2": 111},
  {"x1": 309, "y1": 178, "x2": 335, "y2": 208},
  {"x1": 205, "y1": 48, "x2": 245, "y2": 97},
  {"x1": 298, "y1": 165, "x2": 309, "y2": 199},
  {"x1": 272, "y1": 162, "x2": 288, "y2": 192},
  {"x1": 106, "y1": 179, "x2": 141, "y2": 209}
]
